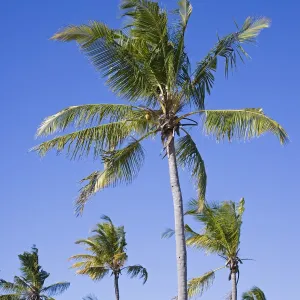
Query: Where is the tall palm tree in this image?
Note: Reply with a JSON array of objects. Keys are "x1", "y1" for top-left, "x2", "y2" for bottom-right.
[
  {"x1": 70, "y1": 216, "x2": 147, "y2": 300},
  {"x1": 184, "y1": 199, "x2": 247, "y2": 300},
  {"x1": 242, "y1": 287, "x2": 267, "y2": 300},
  {"x1": 0, "y1": 246, "x2": 70, "y2": 300},
  {"x1": 32, "y1": 1, "x2": 288, "y2": 299}
]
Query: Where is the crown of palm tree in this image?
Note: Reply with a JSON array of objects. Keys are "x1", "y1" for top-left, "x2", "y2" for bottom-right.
[
  {"x1": 0, "y1": 247, "x2": 70, "y2": 300},
  {"x1": 70, "y1": 215, "x2": 148, "y2": 283},
  {"x1": 183, "y1": 199, "x2": 247, "y2": 298},
  {"x1": 32, "y1": 0, "x2": 288, "y2": 214}
]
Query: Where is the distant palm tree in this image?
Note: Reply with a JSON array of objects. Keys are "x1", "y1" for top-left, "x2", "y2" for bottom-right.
[
  {"x1": 70, "y1": 216, "x2": 147, "y2": 300},
  {"x1": 184, "y1": 199, "x2": 247, "y2": 300},
  {"x1": 242, "y1": 287, "x2": 267, "y2": 300},
  {"x1": 0, "y1": 246, "x2": 70, "y2": 300},
  {"x1": 32, "y1": 1, "x2": 288, "y2": 299}
]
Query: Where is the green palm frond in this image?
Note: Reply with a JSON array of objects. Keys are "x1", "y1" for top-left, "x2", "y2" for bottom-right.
[
  {"x1": 41, "y1": 282, "x2": 70, "y2": 297},
  {"x1": 82, "y1": 294, "x2": 98, "y2": 300},
  {"x1": 182, "y1": 17, "x2": 270, "y2": 109},
  {"x1": 75, "y1": 131, "x2": 156, "y2": 214},
  {"x1": 124, "y1": 265, "x2": 148, "y2": 284},
  {"x1": 36, "y1": 104, "x2": 141, "y2": 137},
  {"x1": 53, "y1": 22, "x2": 160, "y2": 102},
  {"x1": 203, "y1": 108, "x2": 288, "y2": 144},
  {"x1": 0, "y1": 281, "x2": 20, "y2": 294},
  {"x1": 0, "y1": 295, "x2": 20, "y2": 300},
  {"x1": 242, "y1": 286, "x2": 267, "y2": 300},
  {"x1": 187, "y1": 268, "x2": 223, "y2": 298},
  {"x1": 176, "y1": 132, "x2": 207, "y2": 210},
  {"x1": 32, "y1": 121, "x2": 140, "y2": 159}
]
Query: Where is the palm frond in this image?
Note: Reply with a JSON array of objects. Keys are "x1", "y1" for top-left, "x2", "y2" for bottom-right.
[
  {"x1": 36, "y1": 104, "x2": 140, "y2": 137},
  {"x1": 75, "y1": 131, "x2": 155, "y2": 214},
  {"x1": 203, "y1": 108, "x2": 288, "y2": 144},
  {"x1": 32, "y1": 121, "x2": 138, "y2": 159},
  {"x1": 161, "y1": 228, "x2": 175, "y2": 239},
  {"x1": 82, "y1": 294, "x2": 98, "y2": 300},
  {"x1": 41, "y1": 282, "x2": 70, "y2": 297},
  {"x1": 0, "y1": 295, "x2": 20, "y2": 300},
  {"x1": 183, "y1": 17, "x2": 270, "y2": 109},
  {"x1": 0, "y1": 281, "x2": 19, "y2": 294},
  {"x1": 124, "y1": 265, "x2": 148, "y2": 284},
  {"x1": 188, "y1": 269, "x2": 218, "y2": 298},
  {"x1": 242, "y1": 286, "x2": 266, "y2": 300},
  {"x1": 176, "y1": 132, "x2": 207, "y2": 210}
]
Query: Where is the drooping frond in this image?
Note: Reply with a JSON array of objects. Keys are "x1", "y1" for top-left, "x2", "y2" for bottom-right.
[
  {"x1": 203, "y1": 108, "x2": 288, "y2": 144},
  {"x1": 176, "y1": 132, "x2": 207, "y2": 210},
  {"x1": 41, "y1": 282, "x2": 70, "y2": 297},
  {"x1": 187, "y1": 270, "x2": 217, "y2": 298},
  {"x1": 75, "y1": 131, "x2": 155, "y2": 214},
  {"x1": 82, "y1": 294, "x2": 98, "y2": 300},
  {"x1": 36, "y1": 104, "x2": 140, "y2": 137},
  {"x1": 33, "y1": 121, "x2": 141, "y2": 159},
  {"x1": 124, "y1": 265, "x2": 148, "y2": 284},
  {"x1": 242, "y1": 286, "x2": 267, "y2": 300}
]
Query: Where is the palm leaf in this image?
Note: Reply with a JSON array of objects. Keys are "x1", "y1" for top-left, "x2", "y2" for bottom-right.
[
  {"x1": 41, "y1": 282, "x2": 70, "y2": 297},
  {"x1": 36, "y1": 104, "x2": 140, "y2": 137},
  {"x1": 0, "y1": 281, "x2": 20, "y2": 294},
  {"x1": 176, "y1": 131, "x2": 207, "y2": 210},
  {"x1": 124, "y1": 265, "x2": 148, "y2": 284},
  {"x1": 187, "y1": 268, "x2": 223, "y2": 298},
  {"x1": 203, "y1": 108, "x2": 288, "y2": 144},
  {"x1": 242, "y1": 286, "x2": 267, "y2": 300},
  {"x1": 0, "y1": 295, "x2": 20, "y2": 300},
  {"x1": 75, "y1": 131, "x2": 156, "y2": 214}
]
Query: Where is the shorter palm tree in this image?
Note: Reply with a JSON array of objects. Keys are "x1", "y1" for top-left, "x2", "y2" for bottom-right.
[
  {"x1": 242, "y1": 287, "x2": 266, "y2": 300},
  {"x1": 0, "y1": 246, "x2": 70, "y2": 300},
  {"x1": 184, "y1": 199, "x2": 248, "y2": 300},
  {"x1": 70, "y1": 216, "x2": 148, "y2": 300}
]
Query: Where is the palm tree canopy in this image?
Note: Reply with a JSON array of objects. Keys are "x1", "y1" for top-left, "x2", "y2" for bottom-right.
[
  {"x1": 184, "y1": 199, "x2": 246, "y2": 298},
  {"x1": 242, "y1": 287, "x2": 267, "y2": 300},
  {"x1": 70, "y1": 215, "x2": 148, "y2": 283},
  {"x1": 0, "y1": 246, "x2": 70, "y2": 300},
  {"x1": 186, "y1": 198, "x2": 245, "y2": 258},
  {"x1": 33, "y1": 0, "x2": 288, "y2": 213}
]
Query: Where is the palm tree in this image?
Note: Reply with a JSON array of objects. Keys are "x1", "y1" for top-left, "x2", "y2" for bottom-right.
[
  {"x1": 32, "y1": 1, "x2": 288, "y2": 299},
  {"x1": 70, "y1": 216, "x2": 147, "y2": 300},
  {"x1": 0, "y1": 246, "x2": 70, "y2": 300},
  {"x1": 185, "y1": 199, "x2": 247, "y2": 300},
  {"x1": 242, "y1": 287, "x2": 267, "y2": 300}
]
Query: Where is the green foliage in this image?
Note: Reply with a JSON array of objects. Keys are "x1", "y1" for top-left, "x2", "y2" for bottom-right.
[
  {"x1": 176, "y1": 132, "x2": 206, "y2": 209},
  {"x1": 185, "y1": 199, "x2": 246, "y2": 298},
  {"x1": 242, "y1": 287, "x2": 267, "y2": 300},
  {"x1": 0, "y1": 247, "x2": 70, "y2": 300},
  {"x1": 70, "y1": 216, "x2": 148, "y2": 283},
  {"x1": 33, "y1": 0, "x2": 288, "y2": 213}
]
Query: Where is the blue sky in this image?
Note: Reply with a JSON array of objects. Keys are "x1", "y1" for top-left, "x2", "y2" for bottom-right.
[{"x1": 0, "y1": 0, "x2": 299, "y2": 299}]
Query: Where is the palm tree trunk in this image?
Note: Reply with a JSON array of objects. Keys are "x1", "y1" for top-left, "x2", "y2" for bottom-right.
[
  {"x1": 167, "y1": 136, "x2": 188, "y2": 300},
  {"x1": 231, "y1": 272, "x2": 237, "y2": 300},
  {"x1": 114, "y1": 273, "x2": 120, "y2": 300}
]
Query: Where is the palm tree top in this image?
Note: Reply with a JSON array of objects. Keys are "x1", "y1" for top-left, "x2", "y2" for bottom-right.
[
  {"x1": 0, "y1": 246, "x2": 70, "y2": 300},
  {"x1": 32, "y1": 1, "x2": 288, "y2": 214},
  {"x1": 70, "y1": 215, "x2": 148, "y2": 284}
]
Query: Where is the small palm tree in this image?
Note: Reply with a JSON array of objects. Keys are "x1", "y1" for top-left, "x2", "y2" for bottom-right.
[
  {"x1": 185, "y1": 199, "x2": 247, "y2": 300},
  {"x1": 32, "y1": 1, "x2": 288, "y2": 299},
  {"x1": 0, "y1": 246, "x2": 70, "y2": 300},
  {"x1": 70, "y1": 216, "x2": 147, "y2": 300},
  {"x1": 242, "y1": 287, "x2": 267, "y2": 300}
]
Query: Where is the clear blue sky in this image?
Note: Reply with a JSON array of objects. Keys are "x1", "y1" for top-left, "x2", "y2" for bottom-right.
[{"x1": 0, "y1": 0, "x2": 299, "y2": 299}]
